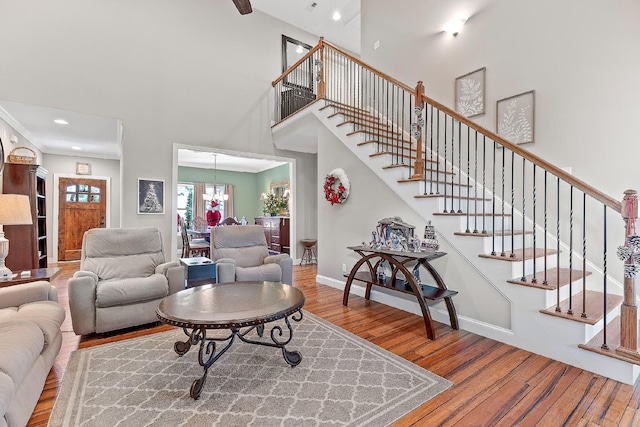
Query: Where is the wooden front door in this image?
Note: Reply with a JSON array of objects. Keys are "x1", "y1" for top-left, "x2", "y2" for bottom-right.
[{"x1": 58, "y1": 178, "x2": 107, "y2": 261}]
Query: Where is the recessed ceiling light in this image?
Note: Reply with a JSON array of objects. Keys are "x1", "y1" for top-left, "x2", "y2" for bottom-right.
[
  {"x1": 332, "y1": 10, "x2": 341, "y2": 21},
  {"x1": 71, "y1": 146, "x2": 82, "y2": 150},
  {"x1": 54, "y1": 119, "x2": 69, "y2": 125}
]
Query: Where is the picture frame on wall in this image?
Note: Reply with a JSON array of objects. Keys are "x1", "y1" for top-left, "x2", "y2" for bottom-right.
[
  {"x1": 455, "y1": 67, "x2": 486, "y2": 118},
  {"x1": 496, "y1": 90, "x2": 535, "y2": 145},
  {"x1": 138, "y1": 178, "x2": 165, "y2": 214},
  {"x1": 76, "y1": 162, "x2": 91, "y2": 175}
]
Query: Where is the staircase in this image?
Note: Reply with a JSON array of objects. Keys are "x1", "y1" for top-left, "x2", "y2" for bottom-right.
[{"x1": 271, "y1": 39, "x2": 640, "y2": 385}]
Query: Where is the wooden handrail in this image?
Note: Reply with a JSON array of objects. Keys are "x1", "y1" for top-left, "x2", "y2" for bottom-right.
[
  {"x1": 272, "y1": 42, "x2": 323, "y2": 87},
  {"x1": 321, "y1": 40, "x2": 416, "y2": 94},
  {"x1": 272, "y1": 37, "x2": 621, "y2": 213},
  {"x1": 421, "y1": 94, "x2": 622, "y2": 213}
]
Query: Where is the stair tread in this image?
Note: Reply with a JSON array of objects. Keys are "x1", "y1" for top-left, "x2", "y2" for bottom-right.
[
  {"x1": 340, "y1": 121, "x2": 400, "y2": 135},
  {"x1": 417, "y1": 194, "x2": 491, "y2": 201},
  {"x1": 435, "y1": 211, "x2": 510, "y2": 217},
  {"x1": 400, "y1": 178, "x2": 472, "y2": 187},
  {"x1": 328, "y1": 111, "x2": 384, "y2": 126},
  {"x1": 370, "y1": 151, "x2": 436, "y2": 162},
  {"x1": 348, "y1": 128, "x2": 405, "y2": 138},
  {"x1": 320, "y1": 101, "x2": 371, "y2": 116},
  {"x1": 540, "y1": 290, "x2": 622, "y2": 325},
  {"x1": 383, "y1": 164, "x2": 453, "y2": 174},
  {"x1": 479, "y1": 248, "x2": 557, "y2": 262},
  {"x1": 507, "y1": 267, "x2": 592, "y2": 290},
  {"x1": 357, "y1": 135, "x2": 417, "y2": 145},
  {"x1": 453, "y1": 229, "x2": 531, "y2": 237},
  {"x1": 579, "y1": 317, "x2": 640, "y2": 366}
]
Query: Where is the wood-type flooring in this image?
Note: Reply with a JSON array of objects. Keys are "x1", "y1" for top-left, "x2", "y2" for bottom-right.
[{"x1": 27, "y1": 262, "x2": 640, "y2": 426}]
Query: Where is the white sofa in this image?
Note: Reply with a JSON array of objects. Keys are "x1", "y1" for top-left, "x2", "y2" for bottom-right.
[
  {"x1": 68, "y1": 227, "x2": 184, "y2": 335},
  {"x1": 0, "y1": 281, "x2": 65, "y2": 427}
]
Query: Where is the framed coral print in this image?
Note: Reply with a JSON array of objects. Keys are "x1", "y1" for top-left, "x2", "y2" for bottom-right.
[
  {"x1": 138, "y1": 178, "x2": 164, "y2": 214},
  {"x1": 496, "y1": 90, "x2": 535, "y2": 145},
  {"x1": 455, "y1": 67, "x2": 486, "y2": 117}
]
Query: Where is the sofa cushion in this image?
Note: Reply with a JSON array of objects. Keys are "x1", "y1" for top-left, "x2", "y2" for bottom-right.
[
  {"x1": 212, "y1": 225, "x2": 269, "y2": 267},
  {"x1": 7, "y1": 301, "x2": 65, "y2": 351},
  {"x1": 0, "y1": 372, "x2": 14, "y2": 420},
  {"x1": 0, "y1": 321, "x2": 43, "y2": 388},
  {"x1": 235, "y1": 264, "x2": 282, "y2": 282},
  {"x1": 82, "y1": 228, "x2": 166, "y2": 280},
  {"x1": 95, "y1": 274, "x2": 168, "y2": 308}
]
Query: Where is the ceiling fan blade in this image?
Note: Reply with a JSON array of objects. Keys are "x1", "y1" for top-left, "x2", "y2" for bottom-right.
[{"x1": 232, "y1": 0, "x2": 252, "y2": 15}]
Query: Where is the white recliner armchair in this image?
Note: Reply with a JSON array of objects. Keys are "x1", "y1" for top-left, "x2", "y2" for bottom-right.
[
  {"x1": 68, "y1": 227, "x2": 184, "y2": 335},
  {"x1": 210, "y1": 225, "x2": 293, "y2": 285}
]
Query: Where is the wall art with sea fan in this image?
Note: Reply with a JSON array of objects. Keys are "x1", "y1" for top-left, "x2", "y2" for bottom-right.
[
  {"x1": 496, "y1": 90, "x2": 535, "y2": 145},
  {"x1": 455, "y1": 67, "x2": 486, "y2": 118}
]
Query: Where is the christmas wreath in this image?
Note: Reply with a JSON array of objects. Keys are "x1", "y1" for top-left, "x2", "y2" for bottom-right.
[{"x1": 323, "y1": 168, "x2": 350, "y2": 205}]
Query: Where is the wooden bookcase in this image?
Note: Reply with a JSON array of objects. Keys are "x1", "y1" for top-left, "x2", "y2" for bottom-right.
[{"x1": 2, "y1": 163, "x2": 48, "y2": 270}]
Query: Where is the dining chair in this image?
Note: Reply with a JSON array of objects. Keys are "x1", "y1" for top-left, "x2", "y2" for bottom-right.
[{"x1": 180, "y1": 218, "x2": 210, "y2": 258}]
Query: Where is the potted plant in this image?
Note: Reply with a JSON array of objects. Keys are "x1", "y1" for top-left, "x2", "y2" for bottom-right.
[{"x1": 263, "y1": 193, "x2": 288, "y2": 216}]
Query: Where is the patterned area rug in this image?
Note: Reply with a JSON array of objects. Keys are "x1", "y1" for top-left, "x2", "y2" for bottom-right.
[{"x1": 49, "y1": 312, "x2": 451, "y2": 426}]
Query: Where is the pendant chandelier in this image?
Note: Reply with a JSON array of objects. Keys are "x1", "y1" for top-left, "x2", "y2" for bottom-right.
[{"x1": 203, "y1": 153, "x2": 228, "y2": 202}]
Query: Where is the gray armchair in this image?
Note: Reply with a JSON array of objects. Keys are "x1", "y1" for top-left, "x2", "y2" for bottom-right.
[
  {"x1": 68, "y1": 227, "x2": 184, "y2": 335},
  {"x1": 210, "y1": 225, "x2": 293, "y2": 285}
]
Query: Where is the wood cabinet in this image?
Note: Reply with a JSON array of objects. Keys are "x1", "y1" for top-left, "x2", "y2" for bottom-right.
[
  {"x1": 255, "y1": 216, "x2": 290, "y2": 254},
  {"x1": 2, "y1": 163, "x2": 48, "y2": 270}
]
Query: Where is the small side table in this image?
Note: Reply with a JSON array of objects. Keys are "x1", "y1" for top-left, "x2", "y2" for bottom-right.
[
  {"x1": 0, "y1": 267, "x2": 62, "y2": 288},
  {"x1": 180, "y1": 257, "x2": 217, "y2": 288}
]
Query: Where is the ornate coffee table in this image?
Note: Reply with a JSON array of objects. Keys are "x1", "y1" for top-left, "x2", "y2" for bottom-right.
[{"x1": 156, "y1": 281, "x2": 305, "y2": 399}]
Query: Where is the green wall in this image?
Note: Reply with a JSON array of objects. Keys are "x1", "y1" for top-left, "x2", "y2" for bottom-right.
[{"x1": 178, "y1": 163, "x2": 290, "y2": 222}]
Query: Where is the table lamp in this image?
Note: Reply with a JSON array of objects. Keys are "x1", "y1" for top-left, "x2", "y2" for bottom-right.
[{"x1": 0, "y1": 194, "x2": 33, "y2": 280}]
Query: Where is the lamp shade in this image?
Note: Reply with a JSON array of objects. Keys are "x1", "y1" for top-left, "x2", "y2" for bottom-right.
[{"x1": 0, "y1": 194, "x2": 33, "y2": 225}]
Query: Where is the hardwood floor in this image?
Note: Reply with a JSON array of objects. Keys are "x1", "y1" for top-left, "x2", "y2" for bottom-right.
[{"x1": 29, "y1": 262, "x2": 640, "y2": 426}]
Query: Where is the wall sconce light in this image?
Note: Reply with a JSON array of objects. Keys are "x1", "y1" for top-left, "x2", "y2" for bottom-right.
[
  {"x1": 260, "y1": 192, "x2": 268, "y2": 201},
  {"x1": 444, "y1": 18, "x2": 467, "y2": 37}
]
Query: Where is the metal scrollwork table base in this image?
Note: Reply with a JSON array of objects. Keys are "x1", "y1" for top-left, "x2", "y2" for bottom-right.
[{"x1": 156, "y1": 282, "x2": 305, "y2": 399}]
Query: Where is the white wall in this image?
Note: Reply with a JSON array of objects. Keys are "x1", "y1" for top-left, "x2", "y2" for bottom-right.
[
  {"x1": 0, "y1": 0, "x2": 321, "y2": 259},
  {"x1": 361, "y1": 0, "x2": 640, "y2": 200},
  {"x1": 316, "y1": 125, "x2": 510, "y2": 328}
]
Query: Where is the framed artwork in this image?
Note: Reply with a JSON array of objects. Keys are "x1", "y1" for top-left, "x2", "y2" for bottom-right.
[
  {"x1": 138, "y1": 178, "x2": 164, "y2": 214},
  {"x1": 76, "y1": 162, "x2": 91, "y2": 175},
  {"x1": 455, "y1": 67, "x2": 486, "y2": 117},
  {"x1": 496, "y1": 90, "x2": 535, "y2": 145}
]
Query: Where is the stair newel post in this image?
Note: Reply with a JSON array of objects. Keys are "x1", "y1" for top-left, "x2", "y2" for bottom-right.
[
  {"x1": 412, "y1": 81, "x2": 425, "y2": 180},
  {"x1": 617, "y1": 189, "x2": 640, "y2": 359},
  {"x1": 318, "y1": 38, "x2": 325, "y2": 100}
]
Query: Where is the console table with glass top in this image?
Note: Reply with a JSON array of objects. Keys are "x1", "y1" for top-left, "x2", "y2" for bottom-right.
[{"x1": 343, "y1": 246, "x2": 459, "y2": 340}]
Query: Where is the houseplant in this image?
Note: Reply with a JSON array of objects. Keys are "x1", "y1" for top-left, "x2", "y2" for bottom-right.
[{"x1": 263, "y1": 193, "x2": 288, "y2": 216}]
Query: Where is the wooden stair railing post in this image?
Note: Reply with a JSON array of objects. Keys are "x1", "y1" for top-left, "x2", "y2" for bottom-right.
[
  {"x1": 617, "y1": 189, "x2": 640, "y2": 361},
  {"x1": 318, "y1": 37, "x2": 325, "y2": 100},
  {"x1": 412, "y1": 81, "x2": 425, "y2": 179}
]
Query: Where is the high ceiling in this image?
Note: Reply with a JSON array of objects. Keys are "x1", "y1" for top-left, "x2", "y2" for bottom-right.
[{"x1": 0, "y1": 0, "x2": 360, "y2": 170}]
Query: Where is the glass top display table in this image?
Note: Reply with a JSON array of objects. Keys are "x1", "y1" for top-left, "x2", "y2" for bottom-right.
[
  {"x1": 343, "y1": 246, "x2": 459, "y2": 340},
  {"x1": 156, "y1": 281, "x2": 305, "y2": 399}
]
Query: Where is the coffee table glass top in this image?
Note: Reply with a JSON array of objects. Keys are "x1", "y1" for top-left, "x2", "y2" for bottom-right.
[{"x1": 157, "y1": 281, "x2": 305, "y2": 328}]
